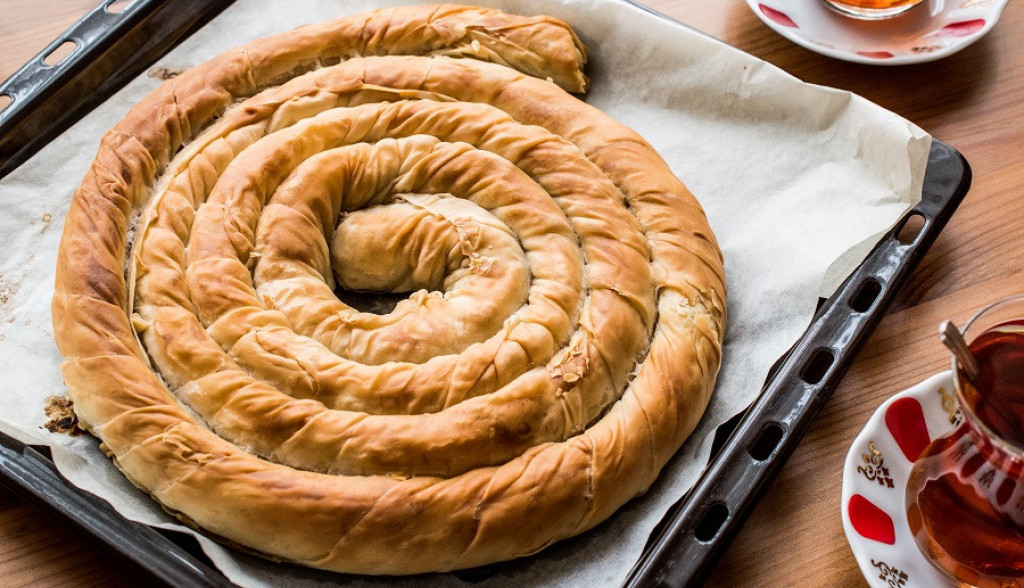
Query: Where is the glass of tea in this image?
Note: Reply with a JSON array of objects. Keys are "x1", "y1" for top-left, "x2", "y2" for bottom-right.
[
  {"x1": 906, "y1": 294, "x2": 1024, "y2": 587},
  {"x1": 821, "y1": 0, "x2": 926, "y2": 19}
]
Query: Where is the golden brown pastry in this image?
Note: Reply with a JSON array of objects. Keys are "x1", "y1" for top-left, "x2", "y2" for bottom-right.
[{"x1": 51, "y1": 4, "x2": 726, "y2": 574}]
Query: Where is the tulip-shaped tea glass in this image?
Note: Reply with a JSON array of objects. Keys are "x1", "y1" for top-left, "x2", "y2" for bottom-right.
[{"x1": 906, "y1": 294, "x2": 1024, "y2": 587}]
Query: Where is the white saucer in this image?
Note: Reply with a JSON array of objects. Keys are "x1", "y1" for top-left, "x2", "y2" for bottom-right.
[
  {"x1": 841, "y1": 371, "x2": 959, "y2": 587},
  {"x1": 746, "y1": 0, "x2": 1009, "y2": 65}
]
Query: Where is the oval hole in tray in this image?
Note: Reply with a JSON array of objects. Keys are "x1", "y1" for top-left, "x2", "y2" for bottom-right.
[
  {"x1": 800, "y1": 348, "x2": 835, "y2": 385},
  {"x1": 895, "y1": 211, "x2": 927, "y2": 244},
  {"x1": 749, "y1": 422, "x2": 785, "y2": 461},
  {"x1": 42, "y1": 41, "x2": 78, "y2": 67},
  {"x1": 849, "y1": 278, "x2": 882, "y2": 313},
  {"x1": 106, "y1": 0, "x2": 136, "y2": 14},
  {"x1": 694, "y1": 503, "x2": 730, "y2": 542}
]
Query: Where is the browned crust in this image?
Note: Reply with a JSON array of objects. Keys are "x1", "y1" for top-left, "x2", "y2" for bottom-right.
[{"x1": 51, "y1": 4, "x2": 725, "y2": 575}]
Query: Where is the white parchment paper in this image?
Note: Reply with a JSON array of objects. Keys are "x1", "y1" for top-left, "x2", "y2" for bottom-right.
[{"x1": 0, "y1": 0, "x2": 930, "y2": 586}]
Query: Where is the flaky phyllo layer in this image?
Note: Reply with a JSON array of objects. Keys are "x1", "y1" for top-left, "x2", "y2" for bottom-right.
[{"x1": 52, "y1": 4, "x2": 725, "y2": 574}]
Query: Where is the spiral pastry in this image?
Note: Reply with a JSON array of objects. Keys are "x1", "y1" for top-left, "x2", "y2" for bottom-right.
[{"x1": 52, "y1": 4, "x2": 726, "y2": 574}]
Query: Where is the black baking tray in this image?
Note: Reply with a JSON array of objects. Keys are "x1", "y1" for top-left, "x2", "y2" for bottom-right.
[{"x1": 0, "y1": 1, "x2": 972, "y2": 587}]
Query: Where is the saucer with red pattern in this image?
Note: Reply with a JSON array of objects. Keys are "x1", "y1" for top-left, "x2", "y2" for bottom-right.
[
  {"x1": 841, "y1": 371, "x2": 959, "y2": 587},
  {"x1": 746, "y1": 0, "x2": 1008, "y2": 65}
]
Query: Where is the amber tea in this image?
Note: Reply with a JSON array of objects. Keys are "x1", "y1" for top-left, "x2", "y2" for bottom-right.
[
  {"x1": 960, "y1": 322, "x2": 1024, "y2": 447},
  {"x1": 821, "y1": 0, "x2": 925, "y2": 19},
  {"x1": 906, "y1": 299, "x2": 1024, "y2": 587}
]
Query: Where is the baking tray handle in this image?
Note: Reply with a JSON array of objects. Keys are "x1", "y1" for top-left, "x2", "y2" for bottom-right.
[{"x1": 0, "y1": 0, "x2": 233, "y2": 180}]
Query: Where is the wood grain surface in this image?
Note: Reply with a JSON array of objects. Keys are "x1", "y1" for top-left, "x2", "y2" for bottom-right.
[{"x1": 2, "y1": 0, "x2": 1022, "y2": 586}]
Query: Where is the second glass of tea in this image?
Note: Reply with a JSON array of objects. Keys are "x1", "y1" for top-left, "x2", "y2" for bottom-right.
[
  {"x1": 906, "y1": 294, "x2": 1024, "y2": 587},
  {"x1": 821, "y1": 0, "x2": 926, "y2": 19}
]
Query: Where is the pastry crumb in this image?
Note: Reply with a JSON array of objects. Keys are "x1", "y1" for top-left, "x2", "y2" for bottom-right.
[
  {"x1": 148, "y1": 66, "x2": 185, "y2": 80},
  {"x1": 43, "y1": 396, "x2": 84, "y2": 436}
]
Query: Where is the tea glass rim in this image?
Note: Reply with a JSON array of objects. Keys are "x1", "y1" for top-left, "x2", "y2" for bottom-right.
[
  {"x1": 819, "y1": 0, "x2": 926, "y2": 20},
  {"x1": 951, "y1": 293, "x2": 1024, "y2": 459}
]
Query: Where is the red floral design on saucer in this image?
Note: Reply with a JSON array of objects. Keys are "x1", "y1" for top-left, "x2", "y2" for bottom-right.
[
  {"x1": 746, "y1": 0, "x2": 1008, "y2": 65},
  {"x1": 760, "y1": 4, "x2": 800, "y2": 27},
  {"x1": 842, "y1": 372, "x2": 962, "y2": 587}
]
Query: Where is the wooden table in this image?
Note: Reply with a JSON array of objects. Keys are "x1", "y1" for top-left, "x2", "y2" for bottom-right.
[{"x1": 2, "y1": 0, "x2": 1021, "y2": 586}]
